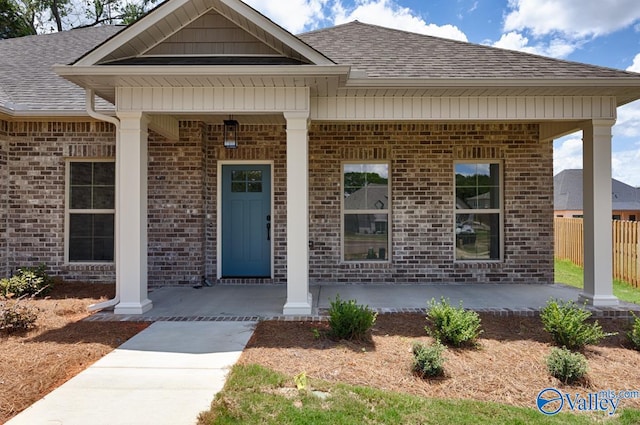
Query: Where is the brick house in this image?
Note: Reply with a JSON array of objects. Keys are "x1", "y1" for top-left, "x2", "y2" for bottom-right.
[{"x1": 2, "y1": 0, "x2": 640, "y2": 315}]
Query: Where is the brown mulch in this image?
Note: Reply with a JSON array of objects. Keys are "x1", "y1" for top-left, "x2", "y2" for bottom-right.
[
  {"x1": 239, "y1": 313, "x2": 640, "y2": 410},
  {"x1": 0, "y1": 282, "x2": 149, "y2": 424}
]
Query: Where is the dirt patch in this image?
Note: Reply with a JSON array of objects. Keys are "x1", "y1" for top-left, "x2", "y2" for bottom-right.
[
  {"x1": 0, "y1": 282, "x2": 148, "y2": 423},
  {"x1": 239, "y1": 313, "x2": 640, "y2": 410}
]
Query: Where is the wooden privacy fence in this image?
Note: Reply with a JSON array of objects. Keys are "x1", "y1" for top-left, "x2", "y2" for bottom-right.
[{"x1": 554, "y1": 217, "x2": 640, "y2": 287}]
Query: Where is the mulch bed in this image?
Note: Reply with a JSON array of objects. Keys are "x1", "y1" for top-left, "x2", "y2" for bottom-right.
[{"x1": 239, "y1": 313, "x2": 640, "y2": 410}]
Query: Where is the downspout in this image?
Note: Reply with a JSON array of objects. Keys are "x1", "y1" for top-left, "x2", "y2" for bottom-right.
[{"x1": 85, "y1": 89, "x2": 121, "y2": 312}]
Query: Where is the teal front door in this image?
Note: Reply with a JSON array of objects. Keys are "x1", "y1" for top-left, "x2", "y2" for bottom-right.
[{"x1": 221, "y1": 164, "x2": 271, "y2": 277}]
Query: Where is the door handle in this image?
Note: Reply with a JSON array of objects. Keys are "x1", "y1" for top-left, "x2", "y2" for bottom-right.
[{"x1": 266, "y1": 215, "x2": 271, "y2": 241}]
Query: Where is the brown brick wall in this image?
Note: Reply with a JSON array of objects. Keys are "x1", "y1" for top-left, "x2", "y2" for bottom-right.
[
  {"x1": 147, "y1": 121, "x2": 206, "y2": 286},
  {"x1": 4, "y1": 121, "x2": 116, "y2": 282},
  {"x1": 1, "y1": 119, "x2": 554, "y2": 287},
  {"x1": 307, "y1": 122, "x2": 555, "y2": 284},
  {"x1": 0, "y1": 120, "x2": 7, "y2": 277}
]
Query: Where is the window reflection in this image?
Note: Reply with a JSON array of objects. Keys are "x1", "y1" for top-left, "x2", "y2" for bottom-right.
[{"x1": 343, "y1": 163, "x2": 389, "y2": 262}]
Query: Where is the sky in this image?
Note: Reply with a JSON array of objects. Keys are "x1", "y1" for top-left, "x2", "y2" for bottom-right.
[{"x1": 244, "y1": 0, "x2": 640, "y2": 186}]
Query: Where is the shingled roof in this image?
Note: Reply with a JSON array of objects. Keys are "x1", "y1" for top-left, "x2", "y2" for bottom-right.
[
  {"x1": 554, "y1": 169, "x2": 640, "y2": 211},
  {"x1": 299, "y1": 21, "x2": 640, "y2": 80},
  {"x1": 2, "y1": 17, "x2": 640, "y2": 115},
  {"x1": 0, "y1": 26, "x2": 122, "y2": 115}
]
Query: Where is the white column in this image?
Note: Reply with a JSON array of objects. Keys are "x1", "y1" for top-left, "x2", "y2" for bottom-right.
[
  {"x1": 579, "y1": 119, "x2": 618, "y2": 306},
  {"x1": 283, "y1": 111, "x2": 312, "y2": 315},
  {"x1": 114, "y1": 112, "x2": 153, "y2": 314}
]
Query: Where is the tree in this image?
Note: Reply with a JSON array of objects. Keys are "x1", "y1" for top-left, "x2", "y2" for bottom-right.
[
  {"x1": 0, "y1": 0, "x2": 35, "y2": 38},
  {"x1": 4, "y1": 0, "x2": 159, "y2": 36}
]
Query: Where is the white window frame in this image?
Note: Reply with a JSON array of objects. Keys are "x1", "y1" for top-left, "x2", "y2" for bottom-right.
[
  {"x1": 341, "y1": 161, "x2": 391, "y2": 263},
  {"x1": 65, "y1": 158, "x2": 115, "y2": 264},
  {"x1": 454, "y1": 160, "x2": 503, "y2": 262}
]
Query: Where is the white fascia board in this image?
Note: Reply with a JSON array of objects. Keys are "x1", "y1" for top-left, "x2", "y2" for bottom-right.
[
  {"x1": 345, "y1": 77, "x2": 640, "y2": 89},
  {"x1": 219, "y1": 0, "x2": 334, "y2": 66},
  {"x1": 54, "y1": 64, "x2": 351, "y2": 78},
  {"x1": 0, "y1": 109, "x2": 115, "y2": 119},
  {"x1": 74, "y1": 0, "x2": 194, "y2": 66}
]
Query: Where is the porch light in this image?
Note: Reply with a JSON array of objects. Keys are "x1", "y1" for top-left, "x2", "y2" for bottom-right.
[{"x1": 223, "y1": 119, "x2": 239, "y2": 149}]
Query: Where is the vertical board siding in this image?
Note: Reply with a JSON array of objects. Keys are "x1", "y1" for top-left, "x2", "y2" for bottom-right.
[
  {"x1": 117, "y1": 87, "x2": 310, "y2": 113},
  {"x1": 311, "y1": 96, "x2": 617, "y2": 121},
  {"x1": 555, "y1": 217, "x2": 640, "y2": 287}
]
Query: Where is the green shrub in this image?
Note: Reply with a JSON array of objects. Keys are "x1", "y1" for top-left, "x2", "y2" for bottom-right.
[
  {"x1": 425, "y1": 298, "x2": 482, "y2": 347},
  {"x1": 540, "y1": 299, "x2": 614, "y2": 350},
  {"x1": 412, "y1": 341, "x2": 446, "y2": 378},
  {"x1": 0, "y1": 265, "x2": 53, "y2": 298},
  {"x1": 0, "y1": 300, "x2": 39, "y2": 333},
  {"x1": 628, "y1": 313, "x2": 640, "y2": 350},
  {"x1": 327, "y1": 294, "x2": 377, "y2": 340},
  {"x1": 546, "y1": 347, "x2": 588, "y2": 384}
]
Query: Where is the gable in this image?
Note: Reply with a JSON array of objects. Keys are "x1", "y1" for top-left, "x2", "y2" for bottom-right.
[
  {"x1": 76, "y1": 0, "x2": 331, "y2": 67},
  {"x1": 145, "y1": 11, "x2": 280, "y2": 57}
]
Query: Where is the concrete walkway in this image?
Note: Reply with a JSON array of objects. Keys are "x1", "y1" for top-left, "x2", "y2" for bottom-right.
[
  {"x1": 6, "y1": 321, "x2": 256, "y2": 425},
  {"x1": 86, "y1": 283, "x2": 640, "y2": 321}
]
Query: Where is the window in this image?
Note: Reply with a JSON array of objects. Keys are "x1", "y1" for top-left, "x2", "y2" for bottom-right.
[
  {"x1": 343, "y1": 163, "x2": 389, "y2": 261},
  {"x1": 455, "y1": 162, "x2": 502, "y2": 261},
  {"x1": 66, "y1": 161, "x2": 115, "y2": 262}
]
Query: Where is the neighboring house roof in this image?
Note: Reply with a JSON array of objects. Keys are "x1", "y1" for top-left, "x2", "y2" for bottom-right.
[
  {"x1": 0, "y1": 26, "x2": 122, "y2": 115},
  {"x1": 554, "y1": 169, "x2": 640, "y2": 211},
  {"x1": 345, "y1": 184, "x2": 389, "y2": 210}
]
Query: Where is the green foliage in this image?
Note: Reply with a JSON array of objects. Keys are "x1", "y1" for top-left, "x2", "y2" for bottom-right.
[
  {"x1": 627, "y1": 313, "x2": 640, "y2": 350},
  {"x1": 0, "y1": 265, "x2": 53, "y2": 298},
  {"x1": 0, "y1": 0, "x2": 35, "y2": 39},
  {"x1": 425, "y1": 297, "x2": 482, "y2": 347},
  {"x1": 546, "y1": 347, "x2": 588, "y2": 384},
  {"x1": 327, "y1": 294, "x2": 377, "y2": 340},
  {"x1": 412, "y1": 341, "x2": 446, "y2": 378},
  {"x1": 0, "y1": 300, "x2": 39, "y2": 333},
  {"x1": 199, "y1": 363, "x2": 599, "y2": 425},
  {"x1": 540, "y1": 299, "x2": 614, "y2": 350}
]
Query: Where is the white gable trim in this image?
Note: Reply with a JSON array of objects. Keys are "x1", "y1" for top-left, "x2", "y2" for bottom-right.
[{"x1": 74, "y1": 0, "x2": 332, "y2": 67}]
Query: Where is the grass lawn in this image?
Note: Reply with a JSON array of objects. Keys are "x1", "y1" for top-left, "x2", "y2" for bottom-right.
[
  {"x1": 199, "y1": 364, "x2": 640, "y2": 425},
  {"x1": 554, "y1": 259, "x2": 640, "y2": 305}
]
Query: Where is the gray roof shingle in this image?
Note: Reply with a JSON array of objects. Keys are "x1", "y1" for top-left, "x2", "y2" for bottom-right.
[
  {"x1": 2, "y1": 19, "x2": 640, "y2": 115},
  {"x1": 554, "y1": 169, "x2": 640, "y2": 211},
  {"x1": 299, "y1": 21, "x2": 640, "y2": 80},
  {"x1": 0, "y1": 26, "x2": 122, "y2": 113}
]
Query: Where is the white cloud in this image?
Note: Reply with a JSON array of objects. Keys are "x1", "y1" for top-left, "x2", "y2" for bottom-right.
[
  {"x1": 247, "y1": 0, "x2": 468, "y2": 41},
  {"x1": 491, "y1": 31, "x2": 579, "y2": 58},
  {"x1": 504, "y1": 0, "x2": 640, "y2": 38},
  {"x1": 615, "y1": 101, "x2": 640, "y2": 138},
  {"x1": 332, "y1": 0, "x2": 468, "y2": 41},
  {"x1": 628, "y1": 53, "x2": 640, "y2": 73},
  {"x1": 244, "y1": 0, "x2": 330, "y2": 33},
  {"x1": 553, "y1": 135, "x2": 583, "y2": 176},
  {"x1": 612, "y1": 143, "x2": 640, "y2": 187},
  {"x1": 553, "y1": 127, "x2": 640, "y2": 187}
]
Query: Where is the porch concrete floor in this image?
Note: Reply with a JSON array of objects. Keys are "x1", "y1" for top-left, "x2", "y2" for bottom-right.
[{"x1": 88, "y1": 283, "x2": 640, "y2": 321}]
